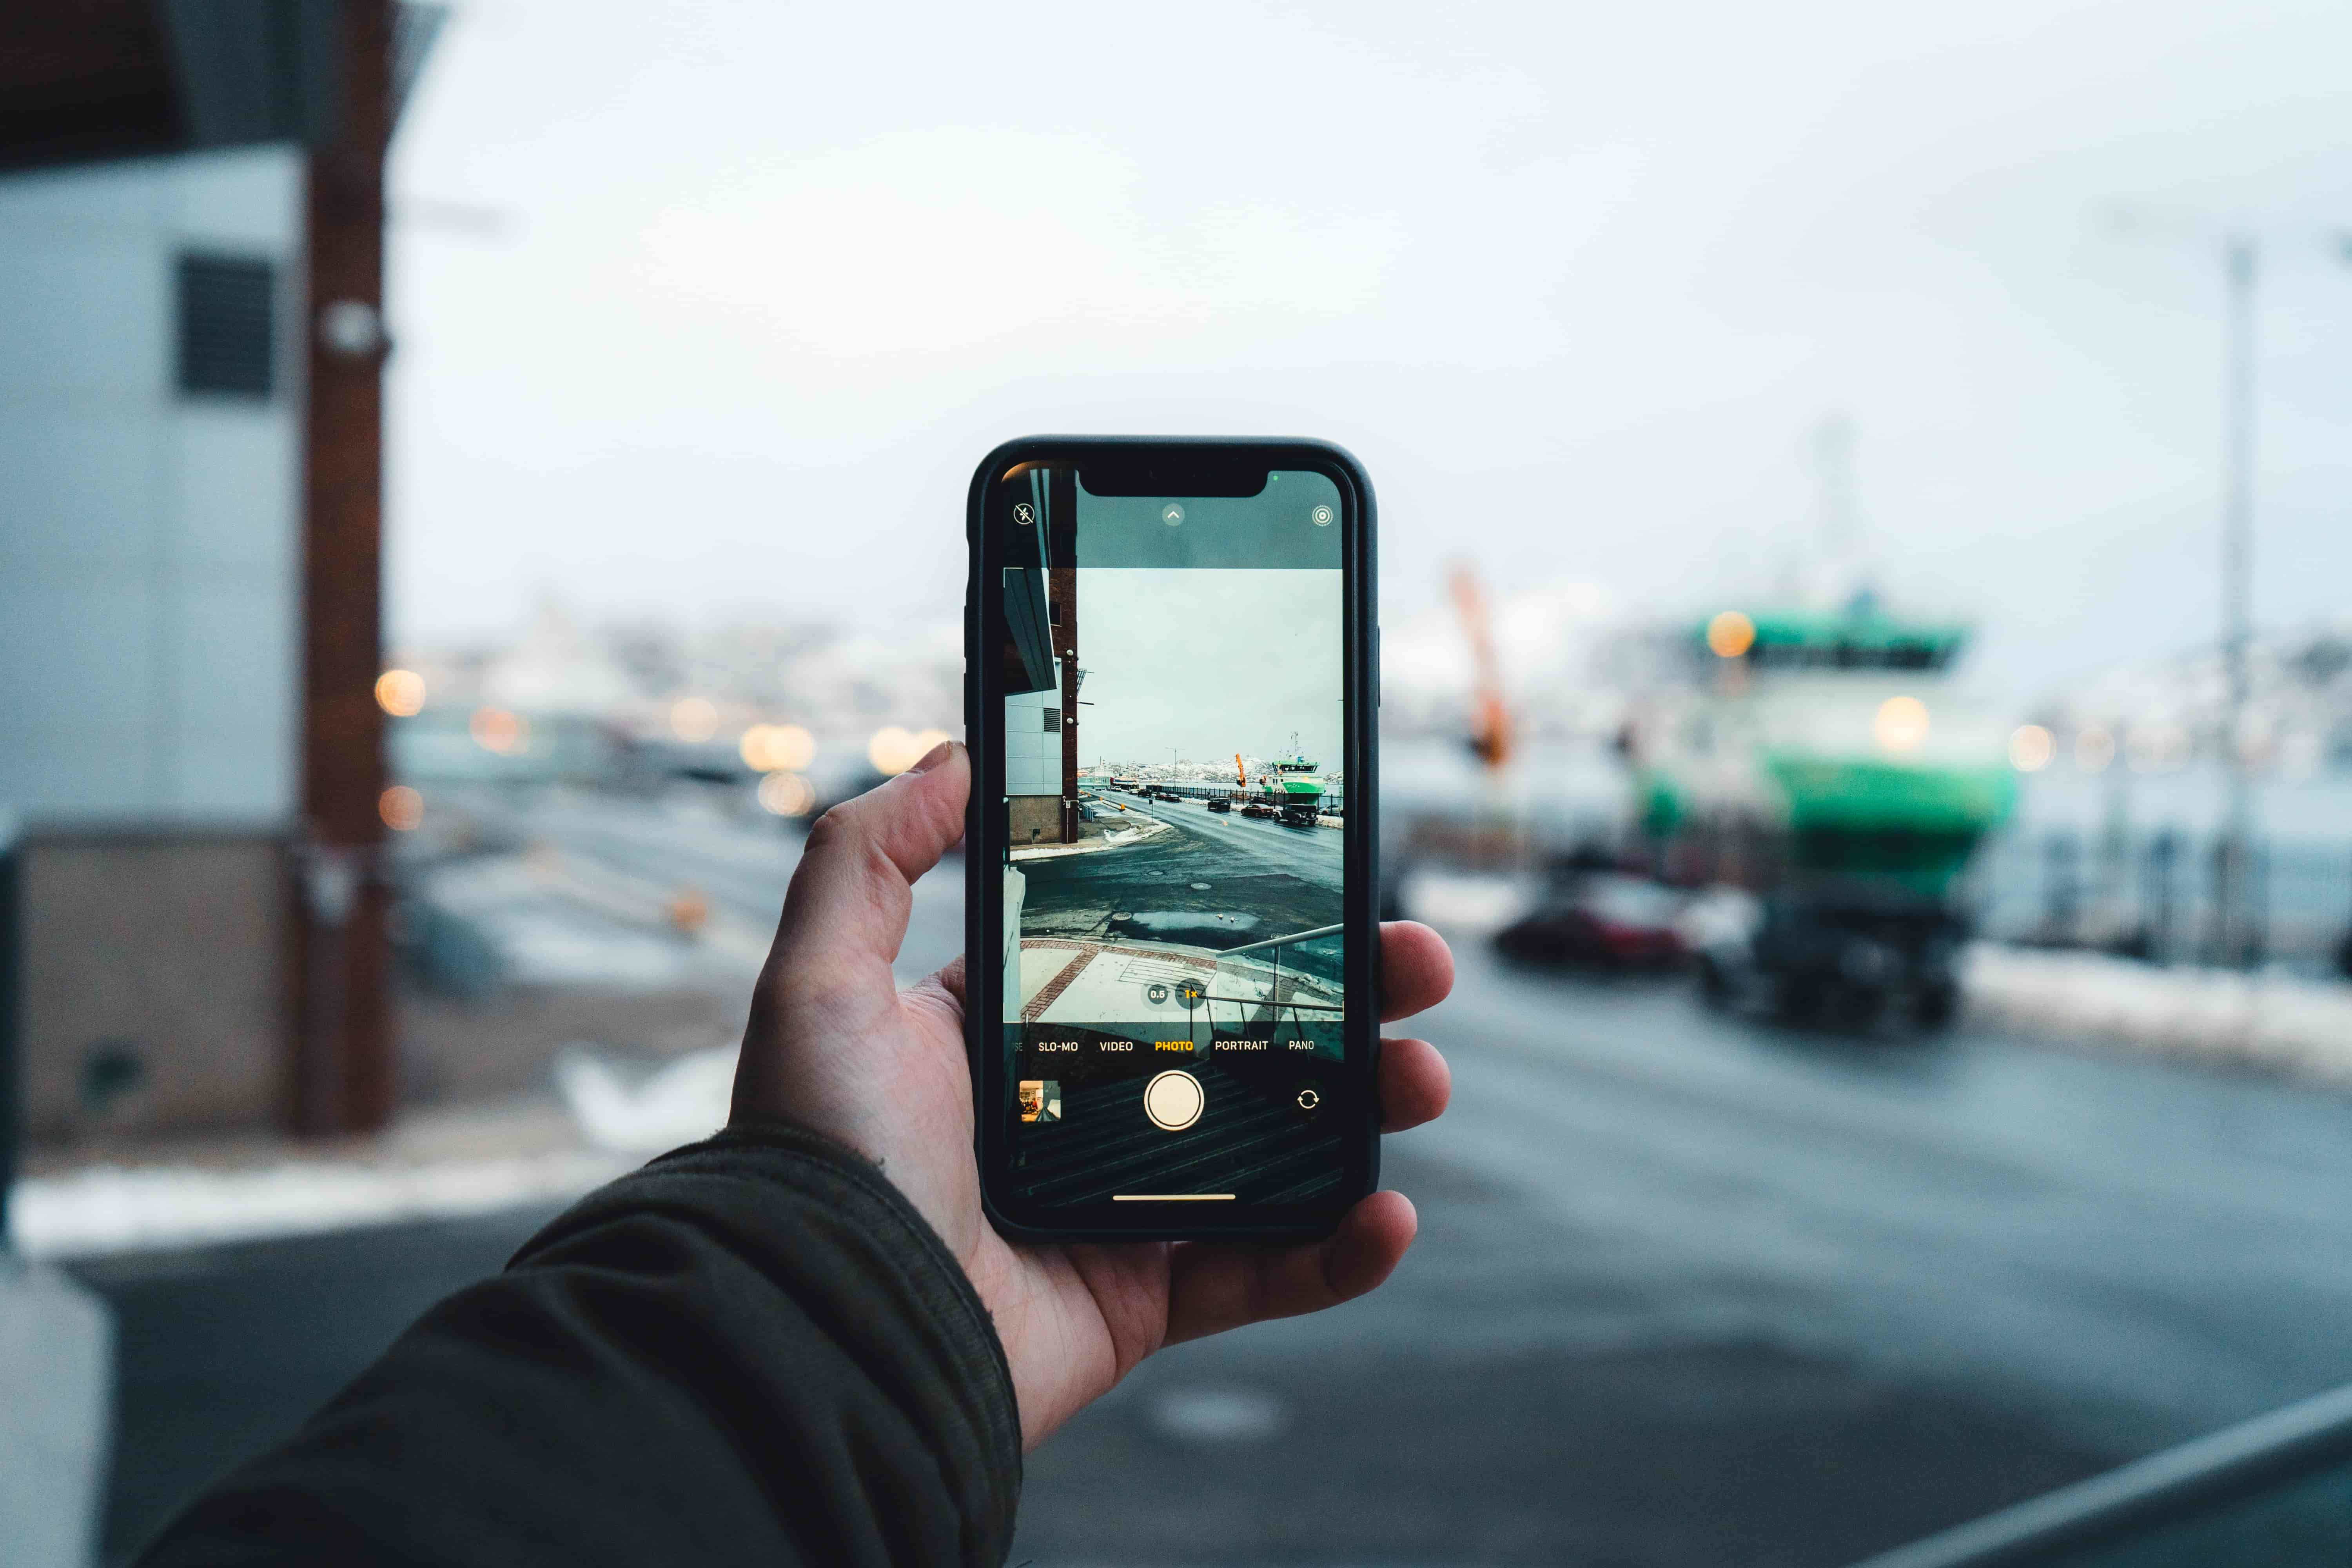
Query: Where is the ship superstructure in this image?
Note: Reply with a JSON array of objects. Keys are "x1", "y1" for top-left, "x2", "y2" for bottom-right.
[
  {"x1": 1637, "y1": 601, "x2": 2016, "y2": 1025},
  {"x1": 1253, "y1": 739, "x2": 1327, "y2": 826}
]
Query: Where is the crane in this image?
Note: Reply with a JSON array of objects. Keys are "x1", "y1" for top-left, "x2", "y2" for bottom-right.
[{"x1": 1450, "y1": 564, "x2": 1513, "y2": 770}]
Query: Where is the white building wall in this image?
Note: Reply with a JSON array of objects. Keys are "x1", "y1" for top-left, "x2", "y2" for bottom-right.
[
  {"x1": 1005, "y1": 688, "x2": 1060, "y2": 797},
  {"x1": 0, "y1": 146, "x2": 303, "y2": 828}
]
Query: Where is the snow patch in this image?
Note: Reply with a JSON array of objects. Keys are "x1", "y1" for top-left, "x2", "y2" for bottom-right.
[
  {"x1": 1965, "y1": 945, "x2": 2352, "y2": 1085},
  {"x1": 554, "y1": 1046, "x2": 738, "y2": 1153},
  {"x1": 1011, "y1": 813, "x2": 1173, "y2": 860},
  {"x1": 9, "y1": 1149, "x2": 634, "y2": 1261}
]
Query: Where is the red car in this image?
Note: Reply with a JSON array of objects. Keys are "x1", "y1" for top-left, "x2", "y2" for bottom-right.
[{"x1": 1495, "y1": 873, "x2": 1685, "y2": 969}]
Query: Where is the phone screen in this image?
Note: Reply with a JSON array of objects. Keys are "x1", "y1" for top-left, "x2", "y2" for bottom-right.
[{"x1": 988, "y1": 461, "x2": 1359, "y2": 1220}]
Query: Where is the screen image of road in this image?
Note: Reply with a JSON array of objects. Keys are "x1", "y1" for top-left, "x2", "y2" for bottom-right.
[{"x1": 995, "y1": 466, "x2": 1349, "y2": 1209}]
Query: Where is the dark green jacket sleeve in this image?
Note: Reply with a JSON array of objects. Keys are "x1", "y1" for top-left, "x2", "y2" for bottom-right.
[{"x1": 136, "y1": 1125, "x2": 1022, "y2": 1568}]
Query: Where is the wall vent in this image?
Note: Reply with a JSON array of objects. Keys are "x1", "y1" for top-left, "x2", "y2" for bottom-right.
[{"x1": 176, "y1": 253, "x2": 277, "y2": 399}]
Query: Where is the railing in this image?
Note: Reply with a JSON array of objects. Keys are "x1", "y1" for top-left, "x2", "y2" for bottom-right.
[
  {"x1": 0, "y1": 814, "x2": 18, "y2": 1248},
  {"x1": 1172, "y1": 924, "x2": 1345, "y2": 1040},
  {"x1": 1219, "y1": 922, "x2": 1342, "y2": 957},
  {"x1": 1847, "y1": 1380, "x2": 2352, "y2": 1567},
  {"x1": 1976, "y1": 826, "x2": 2352, "y2": 975}
]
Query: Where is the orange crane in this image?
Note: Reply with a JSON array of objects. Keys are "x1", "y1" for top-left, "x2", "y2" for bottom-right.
[
  {"x1": 1450, "y1": 564, "x2": 1513, "y2": 770},
  {"x1": 1235, "y1": 752, "x2": 1247, "y2": 788}
]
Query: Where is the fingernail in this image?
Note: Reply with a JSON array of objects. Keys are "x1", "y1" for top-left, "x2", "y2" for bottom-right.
[{"x1": 908, "y1": 740, "x2": 956, "y2": 775}]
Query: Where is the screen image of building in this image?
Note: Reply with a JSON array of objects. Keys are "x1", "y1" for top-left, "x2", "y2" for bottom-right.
[{"x1": 1002, "y1": 466, "x2": 1079, "y2": 843}]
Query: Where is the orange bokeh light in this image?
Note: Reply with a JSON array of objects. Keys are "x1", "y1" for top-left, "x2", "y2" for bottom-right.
[
  {"x1": 379, "y1": 785, "x2": 424, "y2": 831},
  {"x1": 1705, "y1": 611, "x2": 1756, "y2": 659}
]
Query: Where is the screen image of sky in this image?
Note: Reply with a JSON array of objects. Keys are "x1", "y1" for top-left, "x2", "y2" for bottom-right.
[{"x1": 1076, "y1": 569, "x2": 1340, "y2": 770}]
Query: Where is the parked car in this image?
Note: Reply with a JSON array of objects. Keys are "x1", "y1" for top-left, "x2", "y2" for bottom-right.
[
  {"x1": 1494, "y1": 873, "x2": 1685, "y2": 969},
  {"x1": 1207, "y1": 797, "x2": 1231, "y2": 813}
]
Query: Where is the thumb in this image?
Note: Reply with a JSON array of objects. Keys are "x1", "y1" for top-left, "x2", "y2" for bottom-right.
[{"x1": 769, "y1": 741, "x2": 968, "y2": 988}]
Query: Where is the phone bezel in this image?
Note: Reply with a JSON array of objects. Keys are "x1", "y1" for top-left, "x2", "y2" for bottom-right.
[{"x1": 963, "y1": 436, "x2": 1381, "y2": 1242}]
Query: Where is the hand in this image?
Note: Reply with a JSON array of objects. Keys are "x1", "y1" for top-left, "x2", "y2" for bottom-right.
[{"x1": 731, "y1": 742, "x2": 1454, "y2": 1449}]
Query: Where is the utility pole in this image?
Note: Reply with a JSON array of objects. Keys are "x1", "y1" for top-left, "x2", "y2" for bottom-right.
[
  {"x1": 2105, "y1": 210, "x2": 2292, "y2": 969},
  {"x1": 298, "y1": 0, "x2": 395, "y2": 1131},
  {"x1": 1813, "y1": 414, "x2": 1859, "y2": 558},
  {"x1": 2218, "y1": 234, "x2": 2258, "y2": 968}
]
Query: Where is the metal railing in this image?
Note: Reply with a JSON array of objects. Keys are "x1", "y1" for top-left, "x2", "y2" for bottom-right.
[
  {"x1": 0, "y1": 814, "x2": 17, "y2": 1249},
  {"x1": 1219, "y1": 922, "x2": 1342, "y2": 958},
  {"x1": 1977, "y1": 826, "x2": 2352, "y2": 975},
  {"x1": 1848, "y1": 1380, "x2": 2352, "y2": 1567},
  {"x1": 1168, "y1": 924, "x2": 1346, "y2": 1040}
]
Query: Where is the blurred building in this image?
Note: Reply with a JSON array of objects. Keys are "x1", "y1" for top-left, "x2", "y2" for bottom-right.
[
  {"x1": 1, "y1": 3, "x2": 436, "y2": 1162},
  {"x1": 2028, "y1": 616, "x2": 2352, "y2": 778}
]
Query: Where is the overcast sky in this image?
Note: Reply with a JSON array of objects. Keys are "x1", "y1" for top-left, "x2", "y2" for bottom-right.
[
  {"x1": 389, "y1": 0, "x2": 2352, "y2": 701},
  {"x1": 1075, "y1": 570, "x2": 1342, "y2": 769}
]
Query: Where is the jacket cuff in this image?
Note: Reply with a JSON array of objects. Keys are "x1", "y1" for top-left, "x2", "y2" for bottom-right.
[{"x1": 516, "y1": 1121, "x2": 1023, "y2": 1562}]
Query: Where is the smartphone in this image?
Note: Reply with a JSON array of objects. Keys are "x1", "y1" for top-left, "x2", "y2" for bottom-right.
[{"x1": 964, "y1": 437, "x2": 1379, "y2": 1242}]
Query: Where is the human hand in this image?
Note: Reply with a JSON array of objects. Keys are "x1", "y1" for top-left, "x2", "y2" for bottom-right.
[{"x1": 731, "y1": 742, "x2": 1454, "y2": 1449}]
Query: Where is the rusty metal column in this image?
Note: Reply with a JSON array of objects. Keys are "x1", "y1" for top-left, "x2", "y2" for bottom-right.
[{"x1": 296, "y1": 0, "x2": 394, "y2": 1134}]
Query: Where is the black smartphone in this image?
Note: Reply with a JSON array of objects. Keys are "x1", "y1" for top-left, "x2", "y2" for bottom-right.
[{"x1": 963, "y1": 436, "x2": 1379, "y2": 1242}]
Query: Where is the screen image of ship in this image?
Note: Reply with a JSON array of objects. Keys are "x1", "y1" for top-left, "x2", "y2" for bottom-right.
[{"x1": 1252, "y1": 746, "x2": 1325, "y2": 827}]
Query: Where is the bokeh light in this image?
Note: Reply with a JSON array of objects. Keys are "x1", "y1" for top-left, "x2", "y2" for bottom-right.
[
  {"x1": 868, "y1": 726, "x2": 952, "y2": 775},
  {"x1": 739, "y1": 723, "x2": 816, "y2": 773},
  {"x1": 1874, "y1": 695, "x2": 1929, "y2": 752},
  {"x1": 470, "y1": 707, "x2": 527, "y2": 755},
  {"x1": 1705, "y1": 611, "x2": 1756, "y2": 659},
  {"x1": 378, "y1": 785, "x2": 423, "y2": 831},
  {"x1": 2075, "y1": 726, "x2": 2115, "y2": 774},
  {"x1": 667, "y1": 888, "x2": 711, "y2": 935},
  {"x1": 670, "y1": 697, "x2": 719, "y2": 743},
  {"x1": 374, "y1": 668, "x2": 425, "y2": 717},
  {"x1": 757, "y1": 770, "x2": 817, "y2": 817},
  {"x1": 2008, "y1": 724, "x2": 2054, "y2": 772}
]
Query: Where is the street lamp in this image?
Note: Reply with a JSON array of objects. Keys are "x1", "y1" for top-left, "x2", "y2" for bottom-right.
[{"x1": 2102, "y1": 208, "x2": 2347, "y2": 966}]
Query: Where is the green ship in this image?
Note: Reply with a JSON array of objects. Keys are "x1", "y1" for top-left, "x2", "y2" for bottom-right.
[
  {"x1": 1249, "y1": 745, "x2": 1327, "y2": 827},
  {"x1": 1637, "y1": 603, "x2": 2017, "y2": 1025}
]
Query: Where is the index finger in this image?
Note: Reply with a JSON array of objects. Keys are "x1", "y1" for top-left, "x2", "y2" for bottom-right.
[{"x1": 1380, "y1": 921, "x2": 1453, "y2": 1023}]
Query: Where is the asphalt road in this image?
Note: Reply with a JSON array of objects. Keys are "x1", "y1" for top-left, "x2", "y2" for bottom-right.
[
  {"x1": 1009, "y1": 948, "x2": 2352, "y2": 1565},
  {"x1": 1023, "y1": 793, "x2": 1343, "y2": 951},
  {"x1": 81, "y1": 796, "x2": 2352, "y2": 1564},
  {"x1": 443, "y1": 784, "x2": 962, "y2": 984},
  {"x1": 72, "y1": 1203, "x2": 575, "y2": 1563}
]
